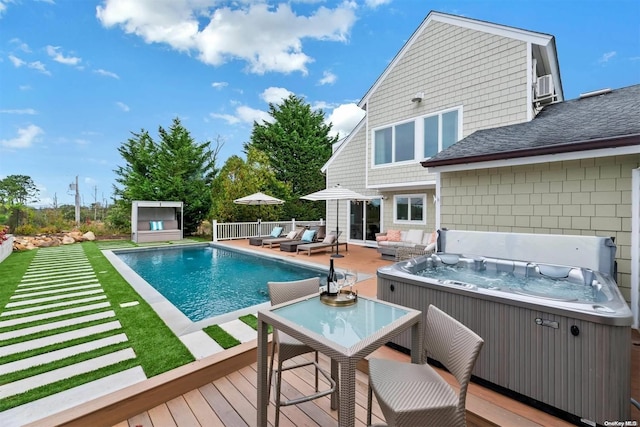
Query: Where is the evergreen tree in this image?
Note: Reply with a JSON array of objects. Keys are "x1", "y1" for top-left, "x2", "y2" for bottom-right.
[
  {"x1": 110, "y1": 118, "x2": 221, "y2": 234},
  {"x1": 244, "y1": 94, "x2": 337, "y2": 220}
]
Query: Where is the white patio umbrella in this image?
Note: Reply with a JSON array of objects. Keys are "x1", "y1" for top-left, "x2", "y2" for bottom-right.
[
  {"x1": 233, "y1": 192, "x2": 285, "y2": 221},
  {"x1": 301, "y1": 184, "x2": 371, "y2": 258}
]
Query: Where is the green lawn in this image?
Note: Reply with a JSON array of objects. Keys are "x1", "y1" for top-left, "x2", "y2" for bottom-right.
[{"x1": 0, "y1": 242, "x2": 195, "y2": 411}]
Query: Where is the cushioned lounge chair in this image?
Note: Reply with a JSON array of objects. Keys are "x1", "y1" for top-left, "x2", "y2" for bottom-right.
[
  {"x1": 249, "y1": 226, "x2": 284, "y2": 246},
  {"x1": 261, "y1": 226, "x2": 306, "y2": 249},
  {"x1": 295, "y1": 230, "x2": 347, "y2": 256}
]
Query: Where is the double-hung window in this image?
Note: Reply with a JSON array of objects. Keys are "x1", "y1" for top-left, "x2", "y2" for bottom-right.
[
  {"x1": 394, "y1": 194, "x2": 425, "y2": 224},
  {"x1": 374, "y1": 121, "x2": 415, "y2": 165}
]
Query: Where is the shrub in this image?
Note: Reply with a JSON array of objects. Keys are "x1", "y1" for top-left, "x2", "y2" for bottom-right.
[{"x1": 14, "y1": 224, "x2": 38, "y2": 236}]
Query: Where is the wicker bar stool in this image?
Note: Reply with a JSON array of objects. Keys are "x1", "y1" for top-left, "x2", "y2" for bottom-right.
[
  {"x1": 267, "y1": 278, "x2": 336, "y2": 426},
  {"x1": 367, "y1": 305, "x2": 484, "y2": 426}
]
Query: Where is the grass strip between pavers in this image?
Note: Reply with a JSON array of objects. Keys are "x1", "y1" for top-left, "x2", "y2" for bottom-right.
[
  {"x1": 203, "y1": 325, "x2": 241, "y2": 349},
  {"x1": 239, "y1": 314, "x2": 273, "y2": 333},
  {"x1": 0, "y1": 359, "x2": 140, "y2": 412},
  {"x1": 0, "y1": 242, "x2": 195, "y2": 411}
]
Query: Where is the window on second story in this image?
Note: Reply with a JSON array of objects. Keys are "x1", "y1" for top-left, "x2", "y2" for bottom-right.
[
  {"x1": 394, "y1": 194, "x2": 425, "y2": 224},
  {"x1": 424, "y1": 110, "x2": 459, "y2": 158},
  {"x1": 372, "y1": 106, "x2": 461, "y2": 166},
  {"x1": 374, "y1": 121, "x2": 415, "y2": 165}
]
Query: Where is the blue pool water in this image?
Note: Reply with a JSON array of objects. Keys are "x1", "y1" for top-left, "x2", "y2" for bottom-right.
[{"x1": 116, "y1": 246, "x2": 326, "y2": 321}]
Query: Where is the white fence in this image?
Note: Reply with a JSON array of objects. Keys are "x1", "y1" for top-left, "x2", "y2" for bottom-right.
[{"x1": 212, "y1": 220, "x2": 323, "y2": 241}]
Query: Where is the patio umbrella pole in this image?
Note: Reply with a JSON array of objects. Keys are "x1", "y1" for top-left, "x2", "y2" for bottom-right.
[{"x1": 332, "y1": 200, "x2": 344, "y2": 258}]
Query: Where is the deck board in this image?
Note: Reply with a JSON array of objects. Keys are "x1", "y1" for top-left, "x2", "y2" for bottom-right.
[{"x1": 117, "y1": 353, "x2": 580, "y2": 427}]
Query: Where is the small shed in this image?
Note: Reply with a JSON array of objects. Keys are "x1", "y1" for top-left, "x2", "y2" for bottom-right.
[{"x1": 131, "y1": 201, "x2": 184, "y2": 243}]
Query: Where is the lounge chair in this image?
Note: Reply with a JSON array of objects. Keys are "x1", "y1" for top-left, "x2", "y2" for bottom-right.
[
  {"x1": 261, "y1": 226, "x2": 306, "y2": 249},
  {"x1": 249, "y1": 226, "x2": 284, "y2": 246},
  {"x1": 296, "y1": 230, "x2": 347, "y2": 256}
]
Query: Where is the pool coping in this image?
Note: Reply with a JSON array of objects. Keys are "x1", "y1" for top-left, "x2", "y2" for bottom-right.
[{"x1": 102, "y1": 242, "x2": 372, "y2": 338}]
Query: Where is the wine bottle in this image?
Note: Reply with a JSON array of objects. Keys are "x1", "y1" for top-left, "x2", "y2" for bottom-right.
[{"x1": 327, "y1": 258, "x2": 337, "y2": 296}]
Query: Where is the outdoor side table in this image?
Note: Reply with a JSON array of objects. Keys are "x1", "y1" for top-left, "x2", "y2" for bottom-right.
[
  {"x1": 279, "y1": 241, "x2": 306, "y2": 252},
  {"x1": 257, "y1": 294, "x2": 422, "y2": 427}
]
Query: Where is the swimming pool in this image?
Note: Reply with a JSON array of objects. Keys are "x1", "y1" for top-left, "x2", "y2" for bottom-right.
[{"x1": 115, "y1": 245, "x2": 326, "y2": 322}]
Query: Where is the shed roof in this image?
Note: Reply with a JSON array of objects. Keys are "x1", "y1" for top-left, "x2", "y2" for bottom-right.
[{"x1": 421, "y1": 84, "x2": 640, "y2": 169}]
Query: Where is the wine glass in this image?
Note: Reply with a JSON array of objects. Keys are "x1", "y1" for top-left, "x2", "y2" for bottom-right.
[
  {"x1": 335, "y1": 271, "x2": 346, "y2": 294},
  {"x1": 345, "y1": 269, "x2": 357, "y2": 297}
]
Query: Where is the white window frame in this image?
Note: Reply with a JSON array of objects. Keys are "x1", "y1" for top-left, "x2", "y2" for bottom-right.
[
  {"x1": 393, "y1": 194, "x2": 427, "y2": 225},
  {"x1": 371, "y1": 118, "x2": 417, "y2": 167},
  {"x1": 371, "y1": 105, "x2": 463, "y2": 168},
  {"x1": 422, "y1": 106, "x2": 463, "y2": 160}
]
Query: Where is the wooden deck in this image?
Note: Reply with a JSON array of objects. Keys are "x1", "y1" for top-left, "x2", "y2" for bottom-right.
[{"x1": 27, "y1": 239, "x2": 640, "y2": 427}]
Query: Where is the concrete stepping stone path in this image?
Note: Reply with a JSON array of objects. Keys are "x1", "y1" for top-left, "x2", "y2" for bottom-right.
[{"x1": 0, "y1": 245, "x2": 145, "y2": 420}]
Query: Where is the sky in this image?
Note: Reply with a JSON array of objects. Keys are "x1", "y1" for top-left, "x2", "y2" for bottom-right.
[{"x1": 1, "y1": 0, "x2": 639, "y2": 207}]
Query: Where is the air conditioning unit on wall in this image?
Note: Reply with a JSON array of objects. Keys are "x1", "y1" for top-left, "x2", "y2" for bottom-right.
[{"x1": 535, "y1": 74, "x2": 554, "y2": 100}]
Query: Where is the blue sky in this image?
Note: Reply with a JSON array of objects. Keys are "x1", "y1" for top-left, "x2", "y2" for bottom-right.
[{"x1": 1, "y1": 0, "x2": 638, "y2": 207}]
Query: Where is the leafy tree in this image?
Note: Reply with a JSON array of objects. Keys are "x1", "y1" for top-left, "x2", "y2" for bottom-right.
[
  {"x1": 0, "y1": 175, "x2": 40, "y2": 229},
  {"x1": 211, "y1": 146, "x2": 290, "y2": 222},
  {"x1": 110, "y1": 118, "x2": 221, "y2": 234},
  {"x1": 244, "y1": 94, "x2": 337, "y2": 220}
]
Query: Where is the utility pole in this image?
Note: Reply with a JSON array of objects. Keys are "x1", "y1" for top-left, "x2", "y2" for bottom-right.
[{"x1": 69, "y1": 176, "x2": 80, "y2": 227}]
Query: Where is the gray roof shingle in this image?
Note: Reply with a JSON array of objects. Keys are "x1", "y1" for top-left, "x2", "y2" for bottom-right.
[{"x1": 421, "y1": 84, "x2": 640, "y2": 168}]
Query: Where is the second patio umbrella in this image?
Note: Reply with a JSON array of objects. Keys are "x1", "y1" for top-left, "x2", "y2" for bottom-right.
[
  {"x1": 234, "y1": 192, "x2": 285, "y2": 221},
  {"x1": 301, "y1": 185, "x2": 371, "y2": 258}
]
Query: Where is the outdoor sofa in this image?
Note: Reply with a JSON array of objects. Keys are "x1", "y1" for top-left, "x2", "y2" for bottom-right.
[{"x1": 375, "y1": 229, "x2": 437, "y2": 261}]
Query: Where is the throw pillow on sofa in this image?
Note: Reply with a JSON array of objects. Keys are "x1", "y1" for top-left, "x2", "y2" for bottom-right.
[{"x1": 386, "y1": 229, "x2": 402, "y2": 242}]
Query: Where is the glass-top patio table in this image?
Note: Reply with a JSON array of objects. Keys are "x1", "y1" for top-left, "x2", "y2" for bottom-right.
[{"x1": 257, "y1": 293, "x2": 422, "y2": 427}]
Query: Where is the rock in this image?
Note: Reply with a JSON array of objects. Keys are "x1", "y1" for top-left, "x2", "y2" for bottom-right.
[
  {"x1": 83, "y1": 231, "x2": 96, "y2": 241},
  {"x1": 62, "y1": 235, "x2": 76, "y2": 245},
  {"x1": 69, "y1": 231, "x2": 84, "y2": 242}
]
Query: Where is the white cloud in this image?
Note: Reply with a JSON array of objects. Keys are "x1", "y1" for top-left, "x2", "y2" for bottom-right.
[
  {"x1": 211, "y1": 81, "x2": 228, "y2": 89},
  {"x1": 9, "y1": 52, "x2": 51, "y2": 75},
  {"x1": 96, "y1": 1, "x2": 357, "y2": 75},
  {"x1": 210, "y1": 104, "x2": 272, "y2": 125},
  {"x1": 8, "y1": 54, "x2": 25, "y2": 67},
  {"x1": 325, "y1": 103, "x2": 365, "y2": 139},
  {"x1": 9, "y1": 38, "x2": 31, "y2": 52},
  {"x1": 94, "y1": 68, "x2": 120, "y2": 79},
  {"x1": 598, "y1": 51, "x2": 616, "y2": 64},
  {"x1": 210, "y1": 112, "x2": 241, "y2": 125},
  {"x1": 318, "y1": 70, "x2": 337, "y2": 85},
  {"x1": 261, "y1": 87, "x2": 293, "y2": 104},
  {"x1": 1, "y1": 124, "x2": 44, "y2": 148},
  {"x1": 28, "y1": 61, "x2": 51, "y2": 75},
  {"x1": 46, "y1": 45, "x2": 82, "y2": 66},
  {"x1": 0, "y1": 108, "x2": 37, "y2": 114},
  {"x1": 19, "y1": 85, "x2": 32, "y2": 90},
  {"x1": 0, "y1": 0, "x2": 12, "y2": 18},
  {"x1": 116, "y1": 101, "x2": 130, "y2": 112},
  {"x1": 365, "y1": 0, "x2": 392, "y2": 8},
  {"x1": 237, "y1": 105, "x2": 272, "y2": 124}
]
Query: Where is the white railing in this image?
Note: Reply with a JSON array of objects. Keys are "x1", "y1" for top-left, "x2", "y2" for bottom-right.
[{"x1": 212, "y1": 220, "x2": 323, "y2": 241}]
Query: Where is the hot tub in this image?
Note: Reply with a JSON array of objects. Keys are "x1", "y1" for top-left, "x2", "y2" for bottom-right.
[{"x1": 377, "y1": 230, "x2": 633, "y2": 426}]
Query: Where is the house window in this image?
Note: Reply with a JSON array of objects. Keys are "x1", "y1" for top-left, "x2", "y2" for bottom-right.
[
  {"x1": 424, "y1": 109, "x2": 459, "y2": 158},
  {"x1": 374, "y1": 121, "x2": 415, "y2": 165},
  {"x1": 394, "y1": 195, "x2": 425, "y2": 224}
]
